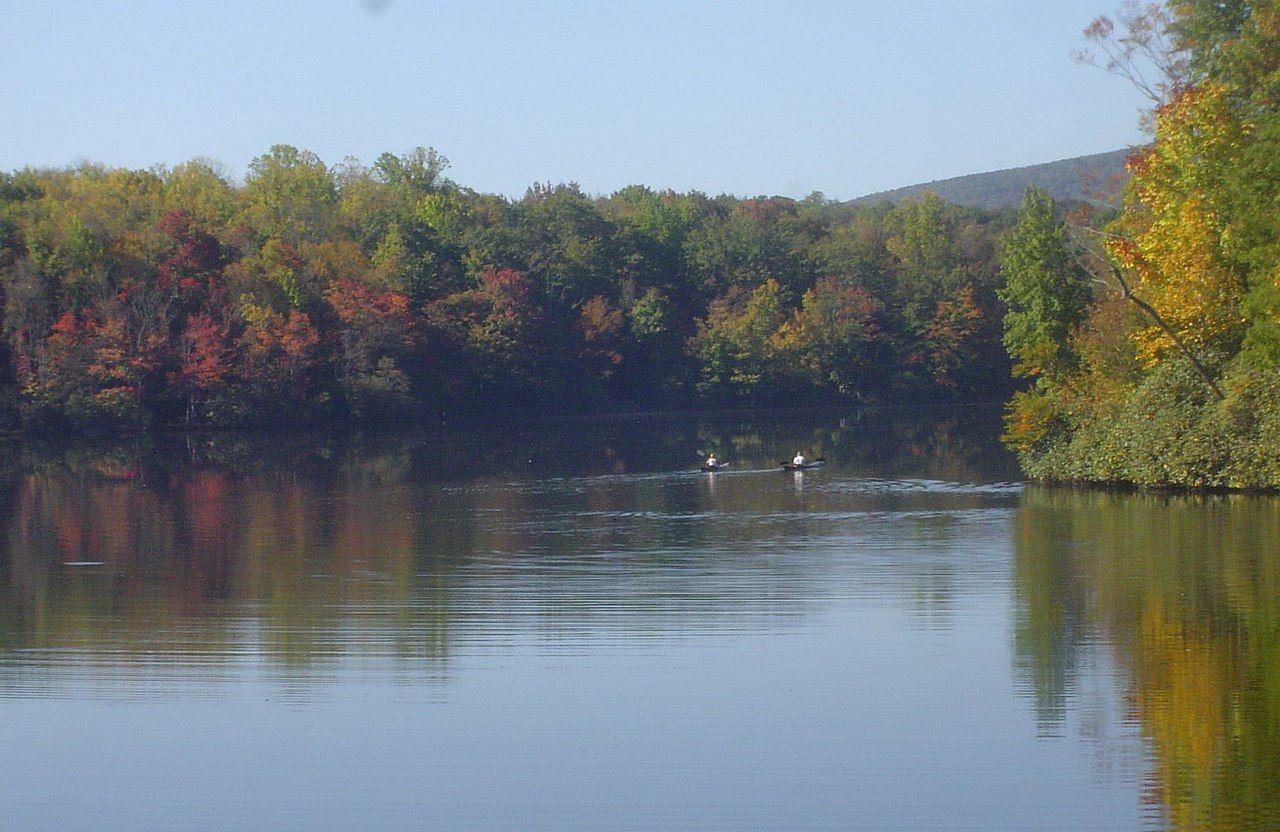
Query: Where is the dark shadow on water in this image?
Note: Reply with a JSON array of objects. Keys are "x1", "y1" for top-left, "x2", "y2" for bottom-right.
[{"x1": 0, "y1": 403, "x2": 1020, "y2": 484}]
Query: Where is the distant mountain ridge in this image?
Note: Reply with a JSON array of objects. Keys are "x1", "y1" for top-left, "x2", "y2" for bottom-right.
[{"x1": 850, "y1": 148, "x2": 1132, "y2": 209}]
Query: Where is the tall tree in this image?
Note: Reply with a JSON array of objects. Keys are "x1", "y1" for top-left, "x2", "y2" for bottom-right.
[{"x1": 998, "y1": 187, "x2": 1091, "y2": 381}]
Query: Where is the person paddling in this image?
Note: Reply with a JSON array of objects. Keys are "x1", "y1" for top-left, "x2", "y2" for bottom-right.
[
  {"x1": 792, "y1": 451, "x2": 806, "y2": 467},
  {"x1": 706, "y1": 453, "x2": 719, "y2": 469}
]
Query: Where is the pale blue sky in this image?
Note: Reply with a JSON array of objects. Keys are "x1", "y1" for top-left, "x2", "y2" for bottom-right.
[{"x1": 0, "y1": 0, "x2": 1145, "y2": 198}]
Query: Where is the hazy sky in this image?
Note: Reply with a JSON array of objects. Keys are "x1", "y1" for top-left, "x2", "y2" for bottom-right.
[{"x1": 0, "y1": 0, "x2": 1146, "y2": 199}]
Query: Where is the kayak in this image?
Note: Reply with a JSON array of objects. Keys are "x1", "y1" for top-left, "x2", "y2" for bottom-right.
[
  {"x1": 700, "y1": 462, "x2": 731, "y2": 472},
  {"x1": 781, "y1": 459, "x2": 825, "y2": 471}
]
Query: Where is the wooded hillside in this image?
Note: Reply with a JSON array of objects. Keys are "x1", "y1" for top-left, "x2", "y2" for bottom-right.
[{"x1": 852, "y1": 149, "x2": 1129, "y2": 209}]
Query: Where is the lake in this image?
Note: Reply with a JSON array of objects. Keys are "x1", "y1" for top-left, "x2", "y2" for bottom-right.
[{"x1": 0, "y1": 409, "x2": 1276, "y2": 831}]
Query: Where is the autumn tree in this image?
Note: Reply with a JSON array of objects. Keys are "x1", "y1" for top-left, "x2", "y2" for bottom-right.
[
  {"x1": 693, "y1": 279, "x2": 789, "y2": 400},
  {"x1": 772, "y1": 276, "x2": 887, "y2": 397},
  {"x1": 422, "y1": 268, "x2": 546, "y2": 406},
  {"x1": 574, "y1": 295, "x2": 625, "y2": 388},
  {"x1": 326, "y1": 278, "x2": 416, "y2": 420}
]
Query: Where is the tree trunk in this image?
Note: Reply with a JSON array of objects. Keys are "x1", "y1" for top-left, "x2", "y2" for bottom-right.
[{"x1": 1111, "y1": 267, "x2": 1225, "y2": 400}]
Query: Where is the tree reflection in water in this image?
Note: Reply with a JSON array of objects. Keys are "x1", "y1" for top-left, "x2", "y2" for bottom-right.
[
  {"x1": 0, "y1": 409, "x2": 1016, "y2": 683},
  {"x1": 1014, "y1": 487, "x2": 1280, "y2": 831}
]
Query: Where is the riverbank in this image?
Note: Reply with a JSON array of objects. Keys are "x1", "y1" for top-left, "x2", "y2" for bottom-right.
[{"x1": 1014, "y1": 361, "x2": 1280, "y2": 491}]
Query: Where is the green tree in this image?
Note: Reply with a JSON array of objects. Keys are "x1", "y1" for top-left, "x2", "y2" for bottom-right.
[
  {"x1": 241, "y1": 145, "x2": 337, "y2": 243},
  {"x1": 374, "y1": 147, "x2": 451, "y2": 195},
  {"x1": 885, "y1": 193, "x2": 962, "y2": 331},
  {"x1": 998, "y1": 187, "x2": 1091, "y2": 381}
]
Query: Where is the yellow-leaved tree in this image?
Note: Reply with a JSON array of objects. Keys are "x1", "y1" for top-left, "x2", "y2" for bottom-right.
[{"x1": 1107, "y1": 82, "x2": 1248, "y2": 366}]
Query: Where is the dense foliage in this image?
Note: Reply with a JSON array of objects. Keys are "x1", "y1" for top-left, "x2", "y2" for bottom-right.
[
  {"x1": 0, "y1": 150, "x2": 1017, "y2": 429},
  {"x1": 1005, "y1": 0, "x2": 1280, "y2": 489}
]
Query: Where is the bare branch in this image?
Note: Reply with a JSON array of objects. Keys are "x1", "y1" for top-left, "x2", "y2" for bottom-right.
[{"x1": 1074, "y1": 2, "x2": 1193, "y2": 128}]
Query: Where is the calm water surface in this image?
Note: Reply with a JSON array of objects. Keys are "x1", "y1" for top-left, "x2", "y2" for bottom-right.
[{"x1": 0, "y1": 409, "x2": 1276, "y2": 830}]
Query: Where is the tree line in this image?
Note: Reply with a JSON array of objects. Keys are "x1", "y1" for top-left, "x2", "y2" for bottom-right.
[{"x1": 0, "y1": 148, "x2": 1019, "y2": 429}]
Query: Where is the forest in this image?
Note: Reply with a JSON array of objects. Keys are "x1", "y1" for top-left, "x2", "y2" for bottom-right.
[
  {"x1": 0, "y1": 149, "x2": 1020, "y2": 430},
  {"x1": 1001, "y1": 0, "x2": 1280, "y2": 489}
]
